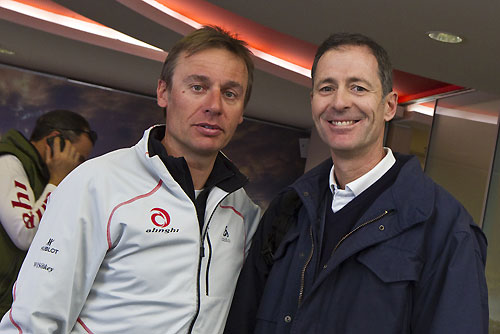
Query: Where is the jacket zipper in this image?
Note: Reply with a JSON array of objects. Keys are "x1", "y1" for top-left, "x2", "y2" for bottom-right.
[
  {"x1": 187, "y1": 193, "x2": 230, "y2": 333},
  {"x1": 204, "y1": 194, "x2": 229, "y2": 296},
  {"x1": 187, "y1": 220, "x2": 206, "y2": 333},
  {"x1": 297, "y1": 210, "x2": 392, "y2": 307},
  {"x1": 205, "y1": 232, "x2": 212, "y2": 296},
  {"x1": 298, "y1": 226, "x2": 314, "y2": 306}
]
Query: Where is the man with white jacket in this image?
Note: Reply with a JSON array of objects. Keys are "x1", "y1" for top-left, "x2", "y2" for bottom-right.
[{"x1": 0, "y1": 25, "x2": 261, "y2": 334}]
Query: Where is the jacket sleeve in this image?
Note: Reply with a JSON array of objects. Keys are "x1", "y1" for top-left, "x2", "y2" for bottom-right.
[
  {"x1": 224, "y1": 193, "x2": 288, "y2": 334},
  {"x1": 242, "y1": 198, "x2": 262, "y2": 259},
  {"x1": 412, "y1": 206, "x2": 489, "y2": 334},
  {"x1": 0, "y1": 155, "x2": 56, "y2": 250},
  {"x1": 0, "y1": 165, "x2": 109, "y2": 333}
]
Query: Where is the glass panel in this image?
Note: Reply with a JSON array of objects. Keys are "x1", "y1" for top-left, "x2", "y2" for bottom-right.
[
  {"x1": 483, "y1": 131, "x2": 500, "y2": 333},
  {"x1": 425, "y1": 91, "x2": 500, "y2": 333},
  {"x1": 386, "y1": 101, "x2": 435, "y2": 169},
  {"x1": 425, "y1": 91, "x2": 500, "y2": 225}
]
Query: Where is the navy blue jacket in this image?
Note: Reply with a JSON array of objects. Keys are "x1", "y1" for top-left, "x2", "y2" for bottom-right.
[{"x1": 225, "y1": 154, "x2": 488, "y2": 334}]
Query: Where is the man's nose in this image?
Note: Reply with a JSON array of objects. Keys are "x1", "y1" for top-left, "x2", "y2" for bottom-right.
[
  {"x1": 329, "y1": 88, "x2": 352, "y2": 111},
  {"x1": 204, "y1": 89, "x2": 222, "y2": 115}
]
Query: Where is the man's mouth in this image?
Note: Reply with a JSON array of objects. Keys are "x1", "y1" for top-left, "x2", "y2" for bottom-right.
[
  {"x1": 198, "y1": 123, "x2": 222, "y2": 130},
  {"x1": 328, "y1": 120, "x2": 357, "y2": 126},
  {"x1": 195, "y1": 123, "x2": 224, "y2": 135}
]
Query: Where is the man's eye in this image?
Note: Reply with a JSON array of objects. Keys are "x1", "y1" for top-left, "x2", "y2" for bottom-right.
[
  {"x1": 224, "y1": 91, "x2": 236, "y2": 98},
  {"x1": 319, "y1": 86, "x2": 333, "y2": 92},
  {"x1": 353, "y1": 85, "x2": 367, "y2": 92},
  {"x1": 191, "y1": 85, "x2": 204, "y2": 92}
]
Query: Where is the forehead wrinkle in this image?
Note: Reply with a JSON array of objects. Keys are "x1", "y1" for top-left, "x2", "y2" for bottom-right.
[
  {"x1": 222, "y1": 80, "x2": 244, "y2": 92},
  {"x1": 347, "y1": 76, "x2": 376, "y2": 89},
  {"x1": 183, "y1": 74, "x2": 243, "y2": 89},
  {"x1": 319, "y1": 77, "x2": 337, "y2": 84},
  {"x1": 314, "y1": 77, "x2": 337, "y2": 89},
  {"x1": 183, "y1": 74, "x2": 210, "y2": 84},
  {"x1": 315, "y1": 73, "x2": 376, "y2": 90}
]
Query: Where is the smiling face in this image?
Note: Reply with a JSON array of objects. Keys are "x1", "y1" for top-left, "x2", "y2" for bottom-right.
[
  {"x1": 311, "y1": 45, "x2": 397, "y2": 163},
  {"x1": 157, "y1": 48, "x2": 247, "y2": 160}
]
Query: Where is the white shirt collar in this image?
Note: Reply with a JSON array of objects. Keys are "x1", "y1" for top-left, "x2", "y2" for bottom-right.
[{"x1": 329, "y1": 148, "x2": 395, "y2": 212}]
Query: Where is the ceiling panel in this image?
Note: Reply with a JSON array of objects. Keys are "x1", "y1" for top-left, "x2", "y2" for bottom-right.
[{"x1": 2, "y1": 0, "x2": 499, "y2": 130}]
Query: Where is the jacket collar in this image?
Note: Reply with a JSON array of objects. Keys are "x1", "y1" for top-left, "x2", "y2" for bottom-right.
[
  {"x1": 0, "y1": 129, "x2": 47, "y2": 174},
  {"x1": 143, "y1": 125, "x2": 248, "y2": 200},
  {"x1": 386, "y1": 153, "x2": 435, "y2": 228},
  {"x1": 291, "y1": 153, "x2": 434, "y2": 231}
]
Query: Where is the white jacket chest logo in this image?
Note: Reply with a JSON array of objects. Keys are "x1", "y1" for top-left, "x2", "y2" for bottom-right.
[
  {"x1": 150, "y1": 207, "x2": 170, "y2": 227},
  {"x1": 146, "y1": 207, "x2": 179, "y2": 234}
]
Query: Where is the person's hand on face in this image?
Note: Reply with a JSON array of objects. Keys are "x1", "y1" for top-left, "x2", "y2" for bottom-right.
[{"x1": 45, "y1": 135, "x2": 86, "y2": 185}]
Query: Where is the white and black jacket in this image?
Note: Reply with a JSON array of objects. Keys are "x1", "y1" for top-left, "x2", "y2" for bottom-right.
[{"x1": 0, "y1": 126, "x2": 261, "y2": 334}]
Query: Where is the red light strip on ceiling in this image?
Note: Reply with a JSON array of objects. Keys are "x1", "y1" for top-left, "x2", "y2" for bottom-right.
[
  {"x1": 138, "y1": 0, "x2": 312, "y2": 78},
  {"x1": 0, "y1": 0, "x2": 163, "y2": 51}
]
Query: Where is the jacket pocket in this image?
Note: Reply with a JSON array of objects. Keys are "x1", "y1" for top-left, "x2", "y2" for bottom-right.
[
  {"x1": 353, "y1": 244, "x2": 422, "y2": 333},
  {"x1": 357, "y1": 243, "x2": 423, "y2": 283}
]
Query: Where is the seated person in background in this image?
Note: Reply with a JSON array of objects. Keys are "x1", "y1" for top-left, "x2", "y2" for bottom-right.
[
  {"x1": 0, "y1": 109, "x2": 96, "y2": 316},
  {"x1": 0, "y1": 25, "x2": 261, "y2": 334}
]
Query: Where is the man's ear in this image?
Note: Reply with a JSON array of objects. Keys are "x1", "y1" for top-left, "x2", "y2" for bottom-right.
[
  {"x1": 157, "y1": 79, "x2": 168, "y2": 108},
  {"x1": 384, "y1": 91, "x2": 398, "y2": 122}
]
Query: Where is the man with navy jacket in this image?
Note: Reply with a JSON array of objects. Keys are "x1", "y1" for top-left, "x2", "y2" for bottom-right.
[{"x1": 225, "y1": 33, "x2": 488, "y2": 334}]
